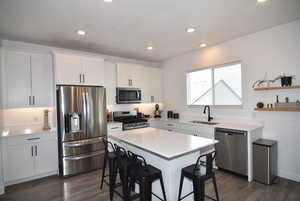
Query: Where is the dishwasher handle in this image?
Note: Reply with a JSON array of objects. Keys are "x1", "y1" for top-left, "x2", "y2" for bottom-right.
[{"x1": 216, "y1": 128, "x2": 247, "y2": 136}]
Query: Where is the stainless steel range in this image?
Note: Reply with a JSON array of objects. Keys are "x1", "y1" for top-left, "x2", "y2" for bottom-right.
[
  {"x1": 56, "y1": 85, "x2": 107, "y2": 177},
  {"x1": 113, "y1": 111, "x2": 148, "y2": 130}
]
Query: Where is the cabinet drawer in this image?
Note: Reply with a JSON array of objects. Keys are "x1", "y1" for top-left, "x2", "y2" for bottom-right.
[
  {"x1": 62, "y1": 151, "x2": 104, "y2": 176},
  {"x1": 5, "y1": 132, "x2": 57, "y2": 146},
  {"x1": 107, "y1": 123, "x2": 123, "y2": 133}
]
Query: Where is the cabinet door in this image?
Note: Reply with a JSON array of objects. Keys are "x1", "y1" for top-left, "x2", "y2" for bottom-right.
[
  {"x1": 31, "y1": 53, "x2": 53, "y2": 107},
  {"x1": 82, "y1": 56, "x2": 104, "y2": 86},
  {"x1": 34, "y1": 140, "x2": 58, "y2": 175},
  {"x1": 104, "y1": 61, "x2": 117, "y2": 105},
  {"x1": 3, "y1": 50, "x2": 31, "y2": 108},
  {"x1": 117, "y1": 63, "x2": 134, "y2": 87},
  {"x1": 4, "y1": 144, "x2": 35, "y2": 182},
  {"x1": 55, "y1": 53, "x2": 82, "y2": 85}
]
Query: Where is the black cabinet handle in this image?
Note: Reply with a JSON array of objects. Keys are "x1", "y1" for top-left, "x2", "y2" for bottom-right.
[
  {"x1": 35, "y1": 145, "x2": 38, "y2": 156},
  {"x1": 31, "y1": 146, "x2": 34, "y2": 157}
]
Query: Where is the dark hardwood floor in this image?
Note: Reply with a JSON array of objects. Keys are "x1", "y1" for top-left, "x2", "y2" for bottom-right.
[{"x1": 1, "y1": 170, "x2": 299, "y2": 201}]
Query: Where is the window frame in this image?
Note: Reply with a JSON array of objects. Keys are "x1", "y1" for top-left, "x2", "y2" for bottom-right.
[{"x1": 186, "y1": 61, "x2": 243, "y2": 107}]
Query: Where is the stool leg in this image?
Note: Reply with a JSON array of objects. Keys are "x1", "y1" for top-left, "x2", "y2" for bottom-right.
[
  {"x1": 109, "y1": 160, "x2": 117, "y2": 201},
  {"x1": 121, "y1": 167, "x2": 129, "y2": 201},
  {"x1": 178, "y1": 173, "x2": 184, "y2": 201},
  {"x1": 212, "y1": 174, "x2": 220, "y2": 201},
  {"x1": 193, "y1": 179, "x2": 201, "y2": 201},
  {"x1": 159, "y1": 173, "x2": 167, "y2": 201},
  {"x1": 200, "y1": 180, "x2": 205, "y2": 201},
  {"x1": 139, "y1": 179, "x2": 149, "y2": 201},
  {"x1": 100, "y1": 154, "x2": 107, "y2": 190}
]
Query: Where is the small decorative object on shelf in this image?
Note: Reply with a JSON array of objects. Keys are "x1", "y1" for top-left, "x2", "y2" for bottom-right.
[
  {"x1": 281, "y1": 75, "x2": 295, "y2": 87},
  {"x1": 257, "y1": 102, "x2": 264, "y2": 108},
  {"x1": 285, "y1": 97, "x2": 289, "y2": 103},
  {"x1": 253, "y1": 73, "x2": 296, "y2": 89},
  {"x1": 276, "y1": 95, "x2": 279, "y2": 103}
]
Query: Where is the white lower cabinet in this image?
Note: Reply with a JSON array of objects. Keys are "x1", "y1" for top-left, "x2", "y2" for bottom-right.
[
  {"x1": 2, "y1": 132, "x2": 58, "y2": 185},
  {"x1": 149, "y1": 119, "x2": 214, "y2": 138}
]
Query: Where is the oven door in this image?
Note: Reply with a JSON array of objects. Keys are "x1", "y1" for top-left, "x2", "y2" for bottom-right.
[{"x1": 116, "y1": 88, "x2": 142, "y2": 104}]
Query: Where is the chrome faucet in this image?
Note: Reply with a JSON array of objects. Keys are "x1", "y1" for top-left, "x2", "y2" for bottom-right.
[{"x1": 203, "y1": 105, "x2": 213, "y2": 122}]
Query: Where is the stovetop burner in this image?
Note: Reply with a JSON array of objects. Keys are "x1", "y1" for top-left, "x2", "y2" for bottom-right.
[{"x1": 113, "y1": 111, "x2": 149, "y2": 130}]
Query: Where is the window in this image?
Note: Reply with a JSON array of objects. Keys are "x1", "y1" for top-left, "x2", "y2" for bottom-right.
[{"x1": 186, "y1": 62, "x2": 242, "y2": 106}]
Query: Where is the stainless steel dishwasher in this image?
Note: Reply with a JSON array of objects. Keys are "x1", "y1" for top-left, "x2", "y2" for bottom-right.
[{"x1": 215, "y1": 128, "x2": 248, "y2": 176}]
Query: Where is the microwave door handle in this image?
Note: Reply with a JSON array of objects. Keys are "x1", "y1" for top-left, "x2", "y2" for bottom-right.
[{"x1": 137, "y1": 91, "x2": 141, "y2": 100}]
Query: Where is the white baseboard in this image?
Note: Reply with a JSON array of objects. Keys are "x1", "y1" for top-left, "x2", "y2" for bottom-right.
[
  {"x1": 5, "y1": 171, "x2": 58, "y2": 187},
  {"x1": 0, "y1": 184, "x2": 4, "y2": 195},
  {"x1": 278, "y1": 169, "x2": 300, "y2": 182}
]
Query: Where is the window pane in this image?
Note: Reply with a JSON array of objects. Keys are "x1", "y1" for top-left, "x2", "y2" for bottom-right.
[
  {"x1": 214, "y1": 63, "x2": 242, "y2": 105},
  {"x1": 187, "y1": 69, "x2": 213, "y2": 105}
]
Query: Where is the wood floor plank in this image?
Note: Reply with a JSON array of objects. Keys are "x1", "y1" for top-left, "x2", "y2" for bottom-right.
[{"x1": 0, "y1": 170, "x2": 299, "y2": 201}]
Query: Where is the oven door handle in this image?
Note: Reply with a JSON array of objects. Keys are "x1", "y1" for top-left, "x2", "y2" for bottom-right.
[{"x1": 64, "y1": 151, "x2": 104, "y2": 160}]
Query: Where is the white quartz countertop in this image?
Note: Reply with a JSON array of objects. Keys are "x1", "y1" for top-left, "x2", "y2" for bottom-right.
[
  {"x1": 214, "y1": 123, "x2": 263, "y2": 132},
  {"x1": 148, "y1": 118, "x2": 263, "y2": 132},
  {"x1": 1, "y1": 126, "x2": 57, "y2": 137},
  {"x1": 110, "y1": 127, "x2": 218, "y2": 160}
]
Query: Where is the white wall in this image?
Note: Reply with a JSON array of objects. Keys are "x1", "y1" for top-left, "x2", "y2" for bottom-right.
[{"x1": 162, "y1": 20, "x2": 300, "y2": 182}]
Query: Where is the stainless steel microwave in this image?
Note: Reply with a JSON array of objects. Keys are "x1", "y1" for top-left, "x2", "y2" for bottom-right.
[{"x1": 116, "y1": 88, "x2": 142, "y2": 104}]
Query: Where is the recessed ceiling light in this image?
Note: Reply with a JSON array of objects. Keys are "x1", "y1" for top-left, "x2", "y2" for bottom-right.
[
  {"x1": 186, "y1": 27, "x2": 196, "y2": 33},
  {"x1": 257, "y1": 0, "x2": 268, "y2": 3},
  {"x1": 76, "y1": 30, "x2": 86, "y2": 36},
  {"x1": 104, "y1": 0, "x2": 112, "y2": 2},
  {"x1": 200, "y1": 43, "x2": 207, "y2": 48},
  {"x1": 147, "y1": 46, "x2": 154, "y2": 51}
]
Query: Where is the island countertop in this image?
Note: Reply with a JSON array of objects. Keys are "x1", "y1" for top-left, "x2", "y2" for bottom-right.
[{"x1": 109, "y1": 127, "x2": 218, "y2": 160}]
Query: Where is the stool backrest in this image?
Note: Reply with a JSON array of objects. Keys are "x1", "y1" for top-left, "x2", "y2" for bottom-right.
[
  {"x1": 114, "y1": 143, "x2": 128, "y2": 159},
  {"x1": 102, "y1": 138, "x2": 116, "y2": 152},
  {"x1": 127, "y1": 150, "x2": 148, "y2": 171},
  {"x1": 194, "y1": 151, "x2": 216, "y2": 176}
]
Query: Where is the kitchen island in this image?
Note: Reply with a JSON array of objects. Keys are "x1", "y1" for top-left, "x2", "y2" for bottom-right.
[{"x1": 109, "y1": 127, "x2": 218, "y2": 201}]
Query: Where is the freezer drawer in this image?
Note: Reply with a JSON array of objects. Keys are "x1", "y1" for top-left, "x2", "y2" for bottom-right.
[
  {"x1": 62, "y1": 151, "x2": 104, "y2": 176},
  {"x1": 215, "y1": 128, "x2": 248, "y2": 176},
  {"x1": 62, "y1": 137, "x2": 105, "y2": 157}
]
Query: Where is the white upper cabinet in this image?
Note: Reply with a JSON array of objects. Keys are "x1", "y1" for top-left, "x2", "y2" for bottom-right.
[
  {"x1": 30, "y1": 53, "x2": 53, "y2": 107},
  {"x1": 3, "y1": 50, "x2": 31, "y2": 108},
  {"x1": 55, "y1": 53, "x2": 82, "y2": 85},
  {"x1": 82, "y1": 56, "x2": 104, "y2": 86},
  {"x1": 116, "y1": 62, "x2": 163, "y2": 103},
  {"x1": 54, "y1": 53, "x2": 104, "y2": 86},
  {"x1": 117, "y1": 62, "x2": 143, "y2": 88},
  {"x1": 2, "y1": 49, "x2": 53, "y2": 108},
  {"x1": 104, "y1": 61, "x2": 117, "y2": 105}
]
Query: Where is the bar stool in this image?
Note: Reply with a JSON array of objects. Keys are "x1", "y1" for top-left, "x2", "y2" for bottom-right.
[
  {"x1": 178, "y1": 151, "x2": 219, "y2": 201},
  {"x1": 128, "y1": 151, "x2": 167, "y2": 201},
  {"x1": 100, "y1": 138, "x2": 117, "y2": 190},
  {"x1": 112, "y1": 144, "x2": 135, "y2": 201}
]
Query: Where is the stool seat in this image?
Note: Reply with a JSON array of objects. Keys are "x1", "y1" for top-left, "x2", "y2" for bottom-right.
[
  {"x1": 182, "y1": 164, "x2": 216, "y2": 180},
  {"x1": 133, "y1": 164, "x2": 161, "y2": 180}
]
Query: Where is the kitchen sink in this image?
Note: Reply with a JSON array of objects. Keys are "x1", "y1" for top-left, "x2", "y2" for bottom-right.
[{"x1": 190, "y1": 120, "x2": 219, "y2": 125}]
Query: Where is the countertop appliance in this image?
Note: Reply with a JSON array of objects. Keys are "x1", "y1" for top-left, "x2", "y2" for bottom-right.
[
  {"x1": 215, "y1": 128, "x2": 248, "y2": 176},
  {"x1": 116, "y1": 87, "x2": 142, "y2": 104},
  {"x1": 57, "y1": 85, "x2": 107, "y2": 176},
  {"x1": 113, "y1": 111, "x2": 148, "y2": 130}
]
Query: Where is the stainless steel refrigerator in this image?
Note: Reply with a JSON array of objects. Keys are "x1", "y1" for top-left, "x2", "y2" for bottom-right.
[{"x1": 56, "y1": 85, "x2": 107, "y2": 176}]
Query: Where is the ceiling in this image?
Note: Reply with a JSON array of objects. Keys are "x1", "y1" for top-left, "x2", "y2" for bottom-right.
[{"x1": 0, "y1": 0, "x2": 300, "y2": 62}]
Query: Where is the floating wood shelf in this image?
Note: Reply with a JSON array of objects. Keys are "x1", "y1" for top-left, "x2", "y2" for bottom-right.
[
  {"x1": 254, "y1": 85, "x2": 300, "y2": 91},
  {"x1": 255, "y1": 108, "x2": 300, "y2": 112}
]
